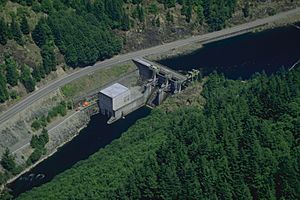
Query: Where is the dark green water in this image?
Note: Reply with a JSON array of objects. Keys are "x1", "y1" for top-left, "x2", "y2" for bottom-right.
[
  {"x1": 8, "y1": 23, "x2": 300, "y2": 197},
  {"x1": 9, "y1": 107, "x2": 151, "y2": 197},
  {"x1": 158, "y1": 23, "x2": 300, "y2": 79}
]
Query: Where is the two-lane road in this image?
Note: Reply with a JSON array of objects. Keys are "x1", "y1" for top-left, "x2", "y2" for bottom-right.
[{"x1": 0, "y1": 7, "x2": 299, "y2": 125}]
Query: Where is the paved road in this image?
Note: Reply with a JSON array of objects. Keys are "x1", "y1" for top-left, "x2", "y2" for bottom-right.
[{"x1": 0, "y1": 7, "x2": 299, "y2": 125}]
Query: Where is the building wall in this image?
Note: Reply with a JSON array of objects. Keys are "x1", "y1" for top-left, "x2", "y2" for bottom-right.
[
  {"x1": 113, "y1": 94, "x2": 145, "y2": 121},
  {"x1": 99, "y1": 82, "x2": 155, "y2": 123},
  {"x1": 99, "y1": 89, "x2": 132, "y2": 118},
  {"x1": 112, "y1": 90, "x2": 130, "y2": 110},
  {"x1": 99, "y1": 94, "x2": 113, "y2": 116}
]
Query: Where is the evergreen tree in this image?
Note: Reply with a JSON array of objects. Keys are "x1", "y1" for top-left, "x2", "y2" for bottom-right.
[
  {"x1": 20, "y1": 15, "x2": 30, "y2": 35},
  {"x1": 5, "y1": 57, "x2": 19, "y2": 86},
  {"x1": 41, "y1": 44, "x2": 56, "y2": 74},
  {"x1": 0, "y1": 65, "x2": 9, "y2": 102},
  {"x1": 120, "y1": 13, "x2": 130, "y2": 31},
  {"x1": 21, "y1": 64, "x2": 36, "y2": 92},
  {"x1": 25, "y1": 0, "x2": 33, "y2": 6},
  {"x1": 32, "y1": 65, "x2": 42, "y2": 82},
  {"x1": 41, "y1": 0, "x2": 53, "y2": 14},
  {"x1": 1, "y1": 148, "x2": 16, "y2": 172},
  {"x1": 11, "y1": 16, "x2": 23, "y2": 45},
  {"x1": 0, "y1": 17, "x2": 8, "y2": 45},
  {"x1": 242, "y1": 2, "x2": 250, "y2": 18},
  {"x1": 156, "y1": 17, "x2": 160, "y2": 27},
  {"x1": 196, "y1": 4, "x2": 204, "y2": 25},
  {"x1": 166, "y1": 11, "x2": 174, "y2": 23},
  {"x1": 32, "y1": 18, "x2": 53, "y2": 47}
]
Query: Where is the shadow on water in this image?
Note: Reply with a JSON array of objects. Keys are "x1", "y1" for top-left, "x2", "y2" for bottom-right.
[
  {"x1": 158, "y1": 23, "x2": 300, "y2": 79},
  {"x1": 9, "y1": 107, "x2": 151, "y2": 197}
]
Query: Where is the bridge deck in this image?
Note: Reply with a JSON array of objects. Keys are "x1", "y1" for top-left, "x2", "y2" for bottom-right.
[{"x1": 133, "y1": 58, "x2": 187, "y2": 82}]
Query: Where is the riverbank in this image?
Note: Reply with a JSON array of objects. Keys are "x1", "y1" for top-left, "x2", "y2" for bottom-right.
[
  {"x1": 0, "y1": 69, "x2": 140, "y2": 195},
  {"x1": 0, "y1": 6, "x2": 299, "y2": 131},
  {"x1": 5, "y1": 116, "x2": 88, "y2": 186},
  {"x1": 1, "y1": 6, "x2": 300, "y2": 198},
  {"x1": 146, "y1": 7, "x2": 300, "y2": 62},
  {"x1": 0, "y1": 109, "x2": 91, "y2": 194}
]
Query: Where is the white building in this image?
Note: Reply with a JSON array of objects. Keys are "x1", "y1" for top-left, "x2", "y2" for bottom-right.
[{"x1": 99, "y1": 83, "x2": 130, "y2": 118}]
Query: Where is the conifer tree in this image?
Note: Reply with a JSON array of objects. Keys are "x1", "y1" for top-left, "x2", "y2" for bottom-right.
[
  {"x1": 1, "y1": 148, "x2": 16, "y2": 172},
  {"x1": 0, "y1": 65, "x2": 9, "y2": 102},
  {"x1": 5, "y1": 57, "x2": 19, "y2": 86},
  {"x1": 32, "y1": 65, "x2": 42, "y2": 82},
  {"x1": 21, "y1": 64, "x2": 36, "y2": 92},
  {"x1": 32, "y1": 18, "x2": 53, "y2": 47},
  {"x1": 41, "y1": 44, "x2": 56, "y2": 74},
  {"x1": 0, "y1": 17, "x2": 8, "y2": 45},
  {"x1": 11, "y1": 16, "x2": 23, "y2": 45},
  {"x1": 20, "y1": 15, "x2": 30, "y2": 35}
]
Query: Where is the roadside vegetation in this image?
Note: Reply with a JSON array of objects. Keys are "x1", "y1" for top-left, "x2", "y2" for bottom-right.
[
  {"x1": 31, "y1": 101, "x2": 72, "y2": 131},
  {"x1": 27, "y1": 128, "x2": 49, "y2": 165},
  {"x1": 0, "y1": 0, "x2": 299, "y2": 106},
  {"x1": 0, "y1": 0, "x2": 299, "y2": 198},
  {"x1": 0, "y1": 148, "x2": 18, "y2": 199},
  {"x1": 15, "y1": 66, "x2": 300, "y2": 199},
  {"x1": 61, "y1": 63, "x2": 136, "y2": 99},
  {"x1": 0, "y1": 56, "x2": 36, "y2": 103},
  {"x1": 0, "y1": 128, "x2": 49, "y2": 199}
]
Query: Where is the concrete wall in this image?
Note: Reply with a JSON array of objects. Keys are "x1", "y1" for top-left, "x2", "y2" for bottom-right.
[
  {"x1": 99, "y1": 94, "x2": 113, "y2": 116},
  {"x1": 136, "y1": 63, "x2": 154, "y2": 81},
  {"x1": 99, "y1": 90, "x2": 130, "y2": 117},
  {"x1": 114, "y1": 95, "x2": 145, "y2": 119},
  {"x1": 112, "y1": 90, "x2": 130, "y2": 110},
  {"x1": 107, "y1": 90, "x2": 146, "y2": 124}
]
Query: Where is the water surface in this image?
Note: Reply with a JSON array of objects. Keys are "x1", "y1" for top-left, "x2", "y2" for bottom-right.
[
  {"x1": 9, "y1": 107, "x2": 151, "y2": 197},
  {"x1": 9, "y1": 22, "x2": 300, "y2": 197},
  {"x1": 159, "y1": 23, "x2": 300, "y2": 79}
]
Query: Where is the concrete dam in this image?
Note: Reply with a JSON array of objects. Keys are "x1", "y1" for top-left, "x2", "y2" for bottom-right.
[{"x1": 98, "y1": 58, "x2": 193, "y2": 124}]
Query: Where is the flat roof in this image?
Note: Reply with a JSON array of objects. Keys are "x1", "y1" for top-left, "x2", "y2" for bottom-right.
[{"x1": 100, "y1": 83, "x2": 129, "y2": 98}]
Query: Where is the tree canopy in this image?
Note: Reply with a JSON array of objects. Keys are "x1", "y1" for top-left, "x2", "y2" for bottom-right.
[
  {"x1": 17, "y1": 66, "x2": 300, "y2": 199},
  {"x1": 1, "y1": 148, "x2": 16, "y2": 172}
]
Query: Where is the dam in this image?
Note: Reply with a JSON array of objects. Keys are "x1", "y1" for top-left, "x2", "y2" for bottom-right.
[{"x1": 98, "y1": 58, "x2": 192, "y2": 123}]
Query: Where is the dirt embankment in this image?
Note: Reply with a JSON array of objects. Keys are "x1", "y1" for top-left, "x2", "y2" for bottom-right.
[
  {"x1": 4, "y1": 108, "x2": 91, "y2": 186},
  {"x1": 123, "y1": 1, "x2": 300, "y2": 53},
  {"x1": 0, "y1": 90, "x2": 64, "y2": 159},
  {"x1": 0, "y1": 87, "x2": 92, "y2": 168}
]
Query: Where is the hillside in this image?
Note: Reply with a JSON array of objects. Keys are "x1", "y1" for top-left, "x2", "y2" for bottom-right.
[
  {"x1": 14, "y1": 65, "x2": 300, "y2": 199},
  {"x1": 0, "y1": 0, "x2": 299, "y2": 109}
]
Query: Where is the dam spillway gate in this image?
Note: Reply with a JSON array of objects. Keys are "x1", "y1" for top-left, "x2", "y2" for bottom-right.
[
  {"x1": 99, "y1": 57, "x2": 194, "y2": 124},
  {"x1": 132, "y1": 58, "x2": 189, "y2": 106}
]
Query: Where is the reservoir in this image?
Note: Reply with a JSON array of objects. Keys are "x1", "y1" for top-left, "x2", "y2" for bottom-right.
[
  {"x1": 8, "y1": 23, "x2": 300, "y2": 197},
  {"x1": 159, "y1": 23, "x2": 300, "y2": 79}
]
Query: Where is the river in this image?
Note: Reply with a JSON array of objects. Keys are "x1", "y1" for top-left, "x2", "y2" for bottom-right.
[
  {"x1": 8, "y1": 23, "x2": 300, "y2": 197},
  {"x1": 159, "y1": 23, "x2": 300, "y2": 79},
  {"x1": 8, "y1": 107, "x2": 151, "y2": 197}
]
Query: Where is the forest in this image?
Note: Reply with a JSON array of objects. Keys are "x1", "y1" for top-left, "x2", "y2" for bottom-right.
[
  {"x1": 0, "y1": 0, "x2": 297, "y2": 104},
  {"x1": 15, "y1": 66, "x2": 300, "y2": 200}
]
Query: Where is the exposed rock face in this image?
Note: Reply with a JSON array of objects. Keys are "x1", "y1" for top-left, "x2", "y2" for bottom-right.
[
  {"x1": 0, "y1": 90, "x2": 64, "y2": 157},
  {"x1": 0, "y1": 90, "x2": 92, "y2": 168},
  {"x1": 46, "y1": 111, "x2": 90, "y2": 154}
]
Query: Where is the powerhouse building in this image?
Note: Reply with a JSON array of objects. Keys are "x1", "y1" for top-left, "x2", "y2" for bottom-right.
[{"x1": 99, "y1": 83, "x2": 130, "y2": 118}]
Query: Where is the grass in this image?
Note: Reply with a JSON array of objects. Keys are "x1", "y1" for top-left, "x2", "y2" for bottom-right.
[{"x1": 61, "y1": 63, "x2": 136, "y2": 99}]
